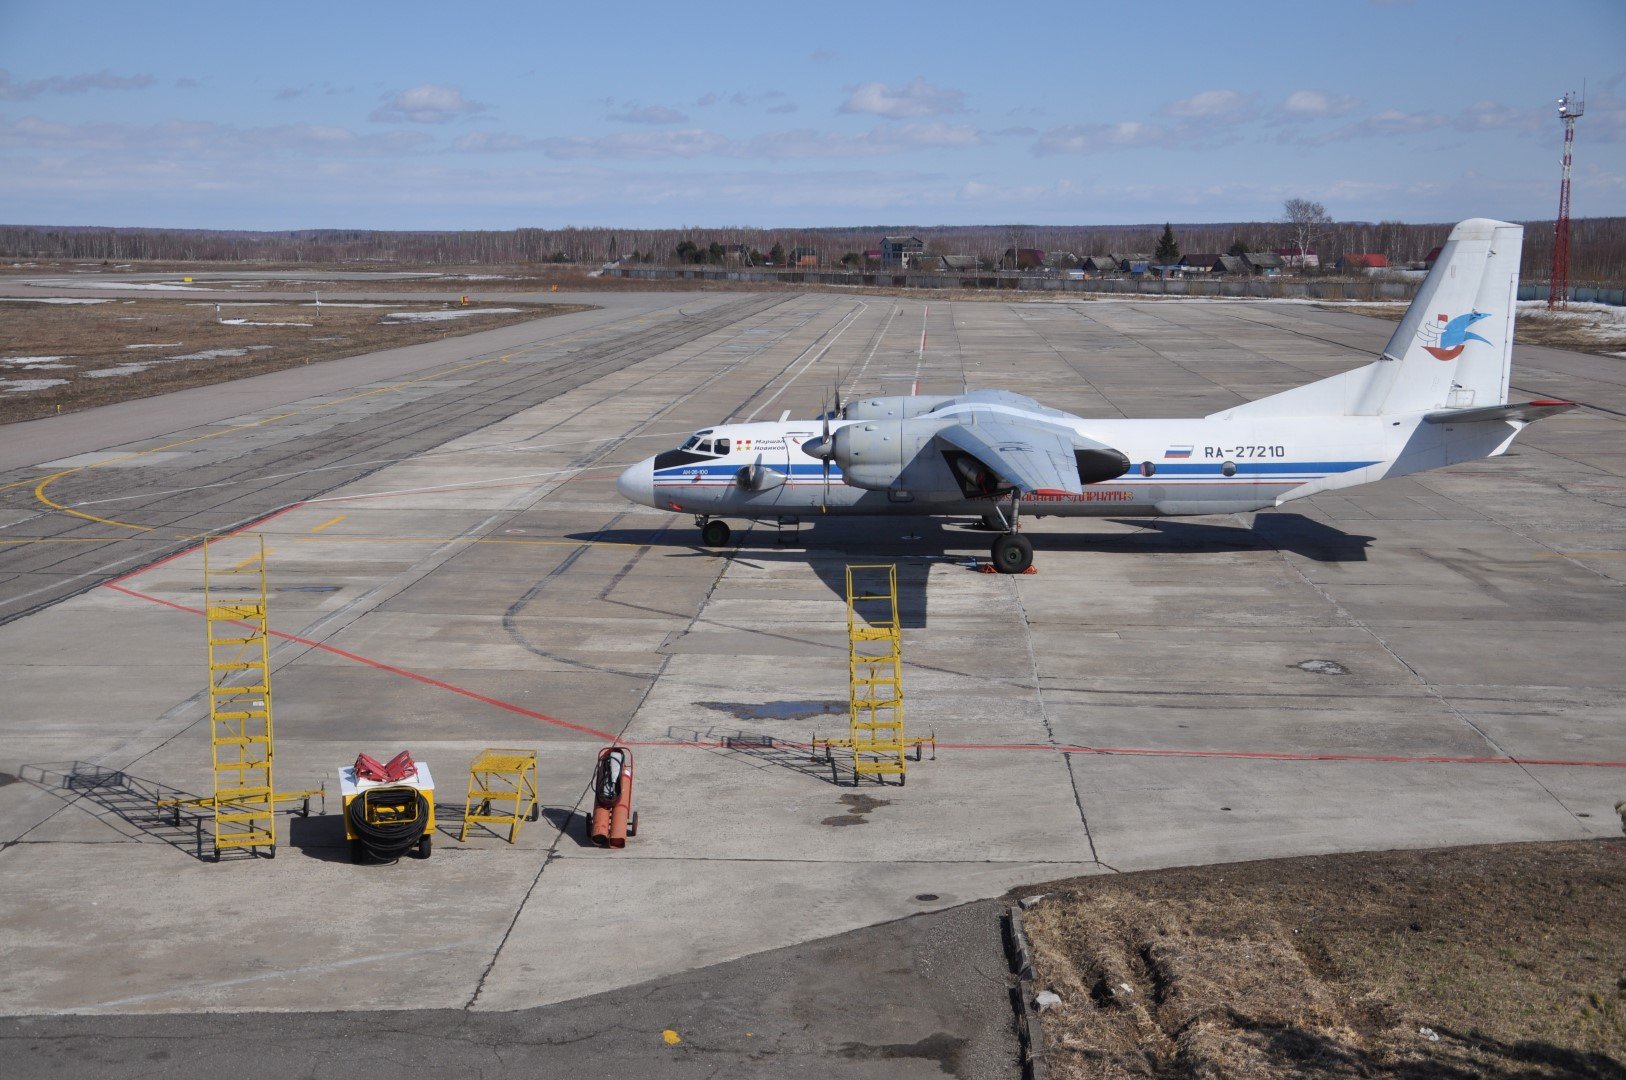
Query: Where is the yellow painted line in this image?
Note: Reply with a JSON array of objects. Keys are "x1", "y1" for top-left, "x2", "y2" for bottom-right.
[
  {"x1": 309, "y1": 515, "x2": 346, "y2": 534},
  {"x1": 231, "y1": 549, "x2": 272, "y2": 570},
  {"x1": 26, "y1": 316, "x2": 634, "y2": 531},
  {"x1": 288, "y1": 535, "x2": 654, "y2": 550},
  {"x1": 0, "y1": 533, "x2": 668, "y2": 552}
]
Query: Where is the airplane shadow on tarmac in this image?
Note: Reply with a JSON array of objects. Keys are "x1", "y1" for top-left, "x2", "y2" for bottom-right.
[{"x1": 574, "y1": 511, "x2": 1372, "y2": 623}]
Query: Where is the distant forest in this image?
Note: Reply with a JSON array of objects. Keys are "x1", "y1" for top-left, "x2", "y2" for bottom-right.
[{"x1": 2, "y1": 218, "x2": 1622, "y2": 282}]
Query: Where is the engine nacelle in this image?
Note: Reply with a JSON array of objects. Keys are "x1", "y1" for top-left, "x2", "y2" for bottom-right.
[
  {"x1": 829, "y1": 418, "x2": 945, "y2": 490},
  {"x1": 842, "y1": 395, "x2": 955, "y2": 421}
]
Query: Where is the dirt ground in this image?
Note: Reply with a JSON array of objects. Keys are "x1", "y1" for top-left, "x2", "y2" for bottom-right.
[
  {"x1": 0, "y1": 298, "x2": 589, "y2": 423},
  {"x1": 1020, "y1": 839, "x2": 1625, "y2": 1079}
]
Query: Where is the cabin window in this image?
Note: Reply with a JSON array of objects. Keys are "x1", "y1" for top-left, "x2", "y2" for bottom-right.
[
  {"x1": 1140, "y1": 461, "x2": 1156, "y2": 477},
  {"x1": 1221, "y1": 460, "x2": 1237, "y2": 477},
  {"x1": 715, "y1": 438, "x2": 730, "y2": 454}
]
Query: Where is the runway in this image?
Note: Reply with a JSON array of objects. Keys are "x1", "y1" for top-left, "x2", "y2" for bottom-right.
[{"x1": 1, "y1": 287, "x2": 1621, "y2": 1075}]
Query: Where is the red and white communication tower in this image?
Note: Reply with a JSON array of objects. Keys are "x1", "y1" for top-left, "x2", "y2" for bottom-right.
[{"x1": 1548, "y1": 89, "x2": 1584, "y2": 310}]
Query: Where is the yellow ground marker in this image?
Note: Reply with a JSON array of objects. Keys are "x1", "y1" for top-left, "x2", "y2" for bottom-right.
[
  {"x1": 26, "y1": 313, "x2": 662, "y2": 532},
  {"x1": 232, "y1": 548, "x2": 273, "y2": 570},
  {"x1": 309, "y1": 515, "x2": 346, "y2": 533}
]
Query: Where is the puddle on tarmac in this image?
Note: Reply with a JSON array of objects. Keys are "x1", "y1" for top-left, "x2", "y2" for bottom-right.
[
  {"x1": 1295, "y1": 659, "x2": 1349, "y2": 675},
  {"x1": 821, "y1": 792, "x2": 891, "y2": 827},
  {"x1": 700, "y1": 699, "x2": 846, "y2": 722}
]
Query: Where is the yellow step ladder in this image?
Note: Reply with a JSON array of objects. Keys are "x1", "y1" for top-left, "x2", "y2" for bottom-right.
[
  {"x1": 845, "y1": 564, "x2": 908, "y2": 783},
  {"x1": 459, "y1": 749, "x2": 540, "y2": 843},
  {"x1": 202, "y1": 535, "x2": 276, "y2": 859}
]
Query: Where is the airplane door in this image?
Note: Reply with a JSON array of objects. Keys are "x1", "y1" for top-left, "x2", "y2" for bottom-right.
[{"x1": 784, "y1": 431, "x2": 816, "y2": 507}]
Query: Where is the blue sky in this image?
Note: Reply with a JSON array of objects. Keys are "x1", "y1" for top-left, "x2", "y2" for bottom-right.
[{"x1": 2, "y1": 0, "x2": 1623, "y2": 230}]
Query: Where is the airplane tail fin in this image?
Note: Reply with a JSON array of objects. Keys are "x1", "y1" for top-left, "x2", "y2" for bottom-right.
[{"x1": 1210, "y1": 218, "x2": 1522, "y2": 420}]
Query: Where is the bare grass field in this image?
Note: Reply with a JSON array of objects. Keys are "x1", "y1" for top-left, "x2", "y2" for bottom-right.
[
  {"x1": 0, "y1": 297, "x2": 588, "y2": 423},
  {"x1": 1021, "y1": 840, "x2": 1624, "y2": 1079},
  {"x1": 1330, "y1": 301, "x2": 1626, "y2": 356}
]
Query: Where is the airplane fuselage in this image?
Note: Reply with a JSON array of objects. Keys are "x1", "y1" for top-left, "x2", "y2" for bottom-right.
[{"x1": 616, "y1": 407, "x2": 1512, "y2": 521}]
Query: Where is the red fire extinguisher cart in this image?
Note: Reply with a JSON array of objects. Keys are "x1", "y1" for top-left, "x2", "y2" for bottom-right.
[{"x1": 588, "y1": 746, "x2": 637, "y2": 847}]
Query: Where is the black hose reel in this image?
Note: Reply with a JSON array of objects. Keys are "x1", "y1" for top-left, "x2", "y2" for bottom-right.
[{"x1": 347, "y1": 785, "x2": 430, "y2": 863}]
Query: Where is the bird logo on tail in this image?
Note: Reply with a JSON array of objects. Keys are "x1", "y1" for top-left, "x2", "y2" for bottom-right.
[{"x1": 1418, "y1": 311, "x2": 1492, "y2": 361}]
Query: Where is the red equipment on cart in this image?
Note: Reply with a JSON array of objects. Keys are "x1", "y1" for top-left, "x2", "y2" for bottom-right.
[{"x1": 588, "y1": 746, "x2": 637, "y2": 848}]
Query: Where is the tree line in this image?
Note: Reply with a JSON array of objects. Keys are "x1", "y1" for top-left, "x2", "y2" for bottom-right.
[{"x1": 2, "y1": 218, "x2": 1621, "y2": 283}]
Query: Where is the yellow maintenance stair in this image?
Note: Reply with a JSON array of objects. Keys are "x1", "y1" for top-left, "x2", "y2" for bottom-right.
[
  {"x1": 846, "y1": 563, "x2": 909, "y2": 782},
  {"x1": 459, "y1": 748, "x2": 540, "y2": 843},
  {"x1": 202, "y1": 535, "x2": 277, "y2": 858}
]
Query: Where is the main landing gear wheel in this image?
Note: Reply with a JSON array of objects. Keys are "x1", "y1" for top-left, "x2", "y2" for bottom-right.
[
  {"x1": 991, "y1": 533, "x2": 1033, "y2": 574},
  {"x1": 700, "y1": 519, "x2": 731, "y2": 547}
]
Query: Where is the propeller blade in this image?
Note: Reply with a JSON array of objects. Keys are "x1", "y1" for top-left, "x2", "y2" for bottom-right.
[{"x1": 822, "y1": 391, "x2": 831, "y2": 509}]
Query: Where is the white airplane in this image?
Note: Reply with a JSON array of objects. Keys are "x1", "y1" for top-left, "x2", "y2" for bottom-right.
[{"x1": 615, "y1": 218, "x2": 1576, "y2": 572}]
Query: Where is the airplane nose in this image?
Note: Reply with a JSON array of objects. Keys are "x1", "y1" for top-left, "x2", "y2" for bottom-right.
[{"x1": 615, "y1": 458, "x2": 655, "y2": 506}]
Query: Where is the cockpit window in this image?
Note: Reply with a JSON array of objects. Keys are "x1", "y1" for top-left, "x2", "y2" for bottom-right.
[
  {"x1": 715, "y1": 438, "x2": 730, "y2": 454},
  {"x1": 680, "y1": 435, "x2": 701, "y2": 451},
  {"x1": 697, "y1": 439, "x2": 714, "y2": 454}
]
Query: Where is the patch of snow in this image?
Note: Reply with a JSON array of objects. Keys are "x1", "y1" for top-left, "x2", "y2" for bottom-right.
[
  {"x1": 81, "y1": 363, "x2": 154, "y2": 378},
  {"x1": 219, "y1": 318, "x2": 313, "y2": 327},
  {"x1": 0, "y1": 297, "x2": 113, "y2": 305},
  {"x1": 2, "y1": 356, "x2": 69, "y2": 365},
  {"x1": 41, "y1": 281, "x2": 205, "y2": 291},
  {"x1": 126, "y1": 343, "x2": 183, "y2": 349},
  {"x1": 383, "y1": 307, "x2": 524, "y2": 323},
  {"x1": 0, "y1": 378, "x2": 69, "y2": 392},
  {"x1": 167, "y1": 346, "x2": 272, "y2": 360},
  {"x1": 458, "y1": 274, "x2": 510, "y2": 280},
  {"x1": 299, "y1": 302, "x2": 387, "y2": 308},
  {"x1": 185, "y1": 302, "x2": 273, "y2": 308}
]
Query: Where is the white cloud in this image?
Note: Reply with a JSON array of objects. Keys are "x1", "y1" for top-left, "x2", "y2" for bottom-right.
[
  {"x1": 370, "y1": 83, "x2": 487, "y2": 124},
  {"x1": 0, "y1": 115, "x2": 431, "y2": 157},
  {"x1": 1453, "y1": 99, "x2": 1542, "y2": 133},
  {"x1": 490, "y1": 121, "x2": 984, "y2": 162},
  {"x1": 1032, "y1": 120, "x2": 1177, "y2": 156},
  {"x1": 744, "y1": 122, "x2": 983, "y2": 159},
  {"x1": 607, "y1": 103, "x2": 689, "y2": 125},
  {"x1": 1161, "y1": 89, "x2": 1254, "y2": 119},
  {"x1": 839, "y1": 77, "x2": 965, "y2": 118},
  {"x1": 0, "y1": 68, "x2": 155, "y2": 101},
  {"x1": 538, "y1": 129, "x2": 732, "y2": 160},
  {"x1": 1280, "y1": 89, "x2": 1361, "y2": 119}
]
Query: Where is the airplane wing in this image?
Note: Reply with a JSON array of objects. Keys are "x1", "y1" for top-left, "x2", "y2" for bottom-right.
[
  {"x1": 935, "y1": 417, "x2": 1089, "y2": 496},
  {"x1": 1422, "y1": 399, "x2": 1579, "y2": 425}
]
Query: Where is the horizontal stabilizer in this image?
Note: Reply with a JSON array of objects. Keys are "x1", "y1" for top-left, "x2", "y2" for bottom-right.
[{"x1": 1422, "y1": 399, "x2": 1579, "y2": 425}]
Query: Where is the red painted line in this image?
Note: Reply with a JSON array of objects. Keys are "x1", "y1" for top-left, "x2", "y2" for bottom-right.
[
  {"x1": 98, "y1": 557, "x2": 1626, "y2": 771},
  {"x1": 618, "y1": 737, "x2": 1626, "y2": 769},
  {"x1": 936, "y1": 741, "x2": 1626, "y2": 768},
  {"x1": 103, "y1": 503, "x2": 308, "y2": 588},
  {"x1": 103, "y1": 582, "x2": 618, "y2": 741}
]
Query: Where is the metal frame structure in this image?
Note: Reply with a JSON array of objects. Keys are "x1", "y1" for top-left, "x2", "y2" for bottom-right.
[
  {"x1": 202, "y1": 535, "x2": 277, "y2": 858},
  {"x1": 459, "y1": 748, "x2": 540, "y2": 843},
  {"x1": 1549, "y1": 89, "x2": 1584, "y2": 310}
]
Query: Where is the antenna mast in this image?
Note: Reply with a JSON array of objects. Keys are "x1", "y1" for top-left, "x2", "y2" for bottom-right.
[{"x1": 1548, "y1": 88, "x2": 1584, "y2": 310}]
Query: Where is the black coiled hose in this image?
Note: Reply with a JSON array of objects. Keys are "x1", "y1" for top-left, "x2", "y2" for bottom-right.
[{"x1": 348, "y1": 786, "x2": 428, "y2": 863}]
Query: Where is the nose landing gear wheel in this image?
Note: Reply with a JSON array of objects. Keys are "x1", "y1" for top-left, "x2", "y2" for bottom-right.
[
  {"x1": 991, "y1": 533, "x2": 1033, "y2": 574},
  {"x1": 700, "y1": 519, "x2": 731, "y2": 547}
]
